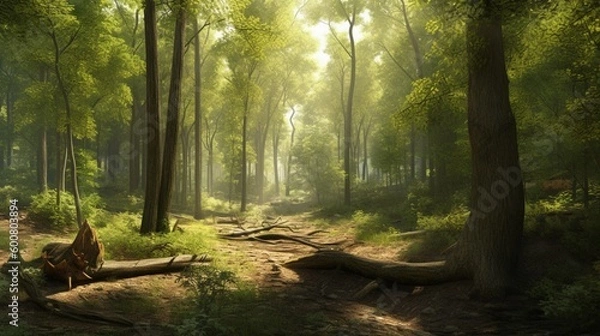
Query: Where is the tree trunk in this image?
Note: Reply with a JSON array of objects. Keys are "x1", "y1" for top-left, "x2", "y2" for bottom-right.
[
  {"x1": 194, "y1": 17, "x2": 203, "y2": 219},
  {"x1": 273, "y1": 124, "x2": 280, "y2": 197},
  {"x1": 140, "y1": 0, "x2": 162, "y2": 234},
  {"x1": 446, "y1": 5, "x2": 524, "y2": 300},
  {"x1": 37, "y1": 127, "x2": 48, "y2": 192},
  {"x1": 344, "y1": 9, "x2": 357, "y2": 206},
  {"x1": 156, "y1": 5, "x2": 186, "y2": 232},
  {"x1": 51, "y1": 31, "x2": 83, "y2": 228},
  {"x1": 241, "y1": 111, "x2": 248, "y2": 212},
  {"x1": 5, "y1": 86, "x2": 13, "y2": 168},
  {"x1": 285, "y1": 106, "x2": 296, "y2": 197},
  {"x1": 129, "y1": 96, "x2": 141, "y2": 192}
]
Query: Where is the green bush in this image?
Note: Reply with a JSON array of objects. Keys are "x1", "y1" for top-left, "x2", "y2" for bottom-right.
[
  {"x1": 175, "y1": 265, "x2": 238, "y2": 336},
  {"x1": 97, "y1": 213, "x2": 215, "y2": 259},
  {"x1": 530, "y1": 262, "x2": 600, "y2": 331},
  {"x1": 28, "y1": 190, "x2": 105, "y2": 228}
]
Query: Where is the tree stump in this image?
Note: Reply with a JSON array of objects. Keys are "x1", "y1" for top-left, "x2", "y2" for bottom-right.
[{"x1": 41, "y1": 220, "x2": 104, "y2": 289}]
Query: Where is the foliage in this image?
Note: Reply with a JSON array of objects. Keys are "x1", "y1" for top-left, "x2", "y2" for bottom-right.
[
  {"x1": 176, "y1": 264, "x2": 237, "y2": 315},
  {"x1": 292, "y1": 119, "x2": 344, "y2": 204},
  {"x1": 28, "y1": 190, "x2": 104, "y2": 228},
  {"x1": 530, "y1": 262, "x2": 600, "y2": 332},
  {"x1": 97, "y1": 213, "x2": 215, "y2": 259}
]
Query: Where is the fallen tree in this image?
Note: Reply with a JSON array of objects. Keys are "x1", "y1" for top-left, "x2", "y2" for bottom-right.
[
  {"x1": 284, "y1": 251, "x2": 460, "y2": 285},
  {"x1": 40, "y1": 220, "x2": 212, "y2": 289}
]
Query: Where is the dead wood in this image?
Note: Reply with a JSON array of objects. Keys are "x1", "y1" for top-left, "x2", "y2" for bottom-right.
[
  {"x1": 221, "y1": 233, "x2": 344, "y2": 250},
  {"x1": 284, "y1": 251, "x2": 464, "y2": 285},
  {"x1": 86, "y1": 254, "x2": 212, "y2": 282},
  {"x1": 41, "y1": 220, "x2": 104, "y2": 289},
  {"x1": 39, "y1": 221, "x2": 212, "y2": 288},
  {"x1": 392, "y1": 230, "x2": 427, "y2": 238},
  {"x1": 218, "y1": 220, "x2": 289, "y2": 238}
]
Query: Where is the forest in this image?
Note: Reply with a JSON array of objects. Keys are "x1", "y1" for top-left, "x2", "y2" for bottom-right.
[{"x1": 0, "y1": 0, "x2": 599, "y2": 335}]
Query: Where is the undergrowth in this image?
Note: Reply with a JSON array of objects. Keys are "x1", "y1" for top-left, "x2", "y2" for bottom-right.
[
  {"x1": 174, "y1": 264, "x2": 301, "y2": 336},
  {"x1": 28, "y1": 190, "x2": 105, "y2": 229},
  {"x1": 95, "y1": 213, "x2": 216, "y2": 259}
]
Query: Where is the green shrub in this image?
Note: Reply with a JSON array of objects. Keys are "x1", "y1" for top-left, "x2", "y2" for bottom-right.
[
  {"x1": 28, "y1": 190, "x2": 105, "y2": 228},
  {"x1": 530, "y1": 262, "x2": 600, "y2": 331},
  {"x1": 97, "y1": 213, "x2": 215, "y2": 259},
  {"x1": 174, "y1": 265, "x2": 238, "y2": 336}
]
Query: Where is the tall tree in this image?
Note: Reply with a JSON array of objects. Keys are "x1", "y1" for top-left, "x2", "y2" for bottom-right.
[
  {"x1": 140, "y1": 0, "x2": 162, "y2": 234},
  {"x1": 193, "y1": 16, "x2": 203, "y2": 219},
  {"x1": 445, "y1": 0, "x2": 524, "y2": 299},
  {"x1": 156, "y1": 1, "x2": 187, "y2": 232}
]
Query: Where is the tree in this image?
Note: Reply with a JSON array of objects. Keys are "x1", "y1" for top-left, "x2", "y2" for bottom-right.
[
  {"x1": 155, "y1": 1, "x2": 187, "y2": 232},
  {"x1": 289, "y1": 0, "x2": 525, "y2": 300},
  {"x1": 445, "y1": 0, "x2": 525, "y2": 299},
  {"x1": 140, "y1": 0, "x2": 162, "y2": 234}
]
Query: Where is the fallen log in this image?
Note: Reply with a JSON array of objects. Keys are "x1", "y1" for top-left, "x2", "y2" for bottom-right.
[
  {"x1": 284, "y1": 251, "x2": 462, "y2": 285},
  {"x1": 88, "y1": 254, "x2": 212, "y2": 282},
  {"x1": 218, "y1": 220, "x2": 289, "y2": 238},
  {"x1": 221, "y1": 233, "x2": 345, "y2": 250},
  {"x1": 40, "y1": 221, "x2": 213, "y2": 289}
]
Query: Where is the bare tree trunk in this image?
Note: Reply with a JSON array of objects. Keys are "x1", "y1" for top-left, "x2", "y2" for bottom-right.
[
  {"x1": 344, "y1": 7, "x2": 357, "y2": 206},
  {"x1": 5, "y1": 86, "x2": 13, "y2": 168},
  {"x1": 140, "y1": 0, "x2": 162, "y2": 234},
  {"x1": 129, "y1": 97, "x2": 141, "y2": 192},
  {"x1": 194, "y1": 17, "x2": 203, "y2": 219},
  {"x1": 37, "y1": 127, "x2": 48, "y2": 192},
  {"x1": 156, "y1": 4, "x2": 186, "y2": 232},
  {"x1": 285, "y1": 107, "x2": 296, "y2": 197},
  {"x1": 51, "y1": 32, "x2": 82, "y2": 228},
  {"x1": 273, "y1": 124, "x2": 280, "y2": 197}
]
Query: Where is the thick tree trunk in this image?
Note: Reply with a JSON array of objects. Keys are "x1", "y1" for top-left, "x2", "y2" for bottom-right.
[
  {"x1": 446, "y1": 6, "x2": 524, "y2": 300},
  {"x1": 140, "y1": 0, "x2": 162, "y2": 234},
  {"x1": 156, "y1": 5, "x2": 186, "y2": 232},
  {"x1": 285, "y1": 251, "x2": 459, "y2": 285},
  {"x1": 194, "y1": 17, "x2": 203, "y2": 219}
]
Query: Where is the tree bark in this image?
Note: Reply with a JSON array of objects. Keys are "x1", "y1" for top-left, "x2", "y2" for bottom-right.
[
  {"x1": 285, "y1": 251, "x2": 458, "y2": 285},
  {"x1": 343, "y1": 7, "x2": 356, "y2": 206},
  {"x1": 156, "y1": 4, "x2": 186, "y2": 232},
  {"x1": 140, "y1": 0, "x2": 162, "y2": 234},
  {"x1": 446, "y1": 4, "x2": 524, "y2": 300},
  {"x1": 51, "y1": 31, "x2": 83, "y2": 227},
  {"x1": 285, "y1": 106, "x2": 296, "y2": 197},
  {"x1": 194, "y1": 17, "x2": 203, "y2": 219},
  {"x1": 38, "y1": 127, "x2": 48, "y2": 192}
]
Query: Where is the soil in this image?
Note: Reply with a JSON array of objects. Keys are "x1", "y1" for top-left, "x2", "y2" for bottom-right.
[{"x1": 0, "y1": 210, "x2": 575, "y2": 336}]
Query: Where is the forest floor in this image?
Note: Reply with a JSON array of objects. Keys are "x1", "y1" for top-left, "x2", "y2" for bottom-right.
[{"x1": 0, "y1": 207, "x2": 573, "y2": 336}]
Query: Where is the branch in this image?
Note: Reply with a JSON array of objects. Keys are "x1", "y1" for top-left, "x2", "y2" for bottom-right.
[{"x1": 327, "y1": 20, "x2": 352, "y2": 58}]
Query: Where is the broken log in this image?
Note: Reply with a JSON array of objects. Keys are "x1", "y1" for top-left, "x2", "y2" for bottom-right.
[
  {"x1": 40, "y1": 221, "x2": 212, "y2": 288},
  {"x1": 218, "y1": 220, "x2": 289, "y2": 238},
  {"x1": 284, "y1": 251, "x2": 463, "y2": 285},
  {"x1": 221, "y1": 233, "x2": 344, "y2": 250},
  {"x1": 87, "y1": 254, "x2": 212, "y2": 282}
]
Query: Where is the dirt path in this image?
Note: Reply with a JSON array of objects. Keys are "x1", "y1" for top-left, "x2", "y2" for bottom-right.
[{"x1": 0, "y1": 213, "x2": 565, "y2": 335}]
